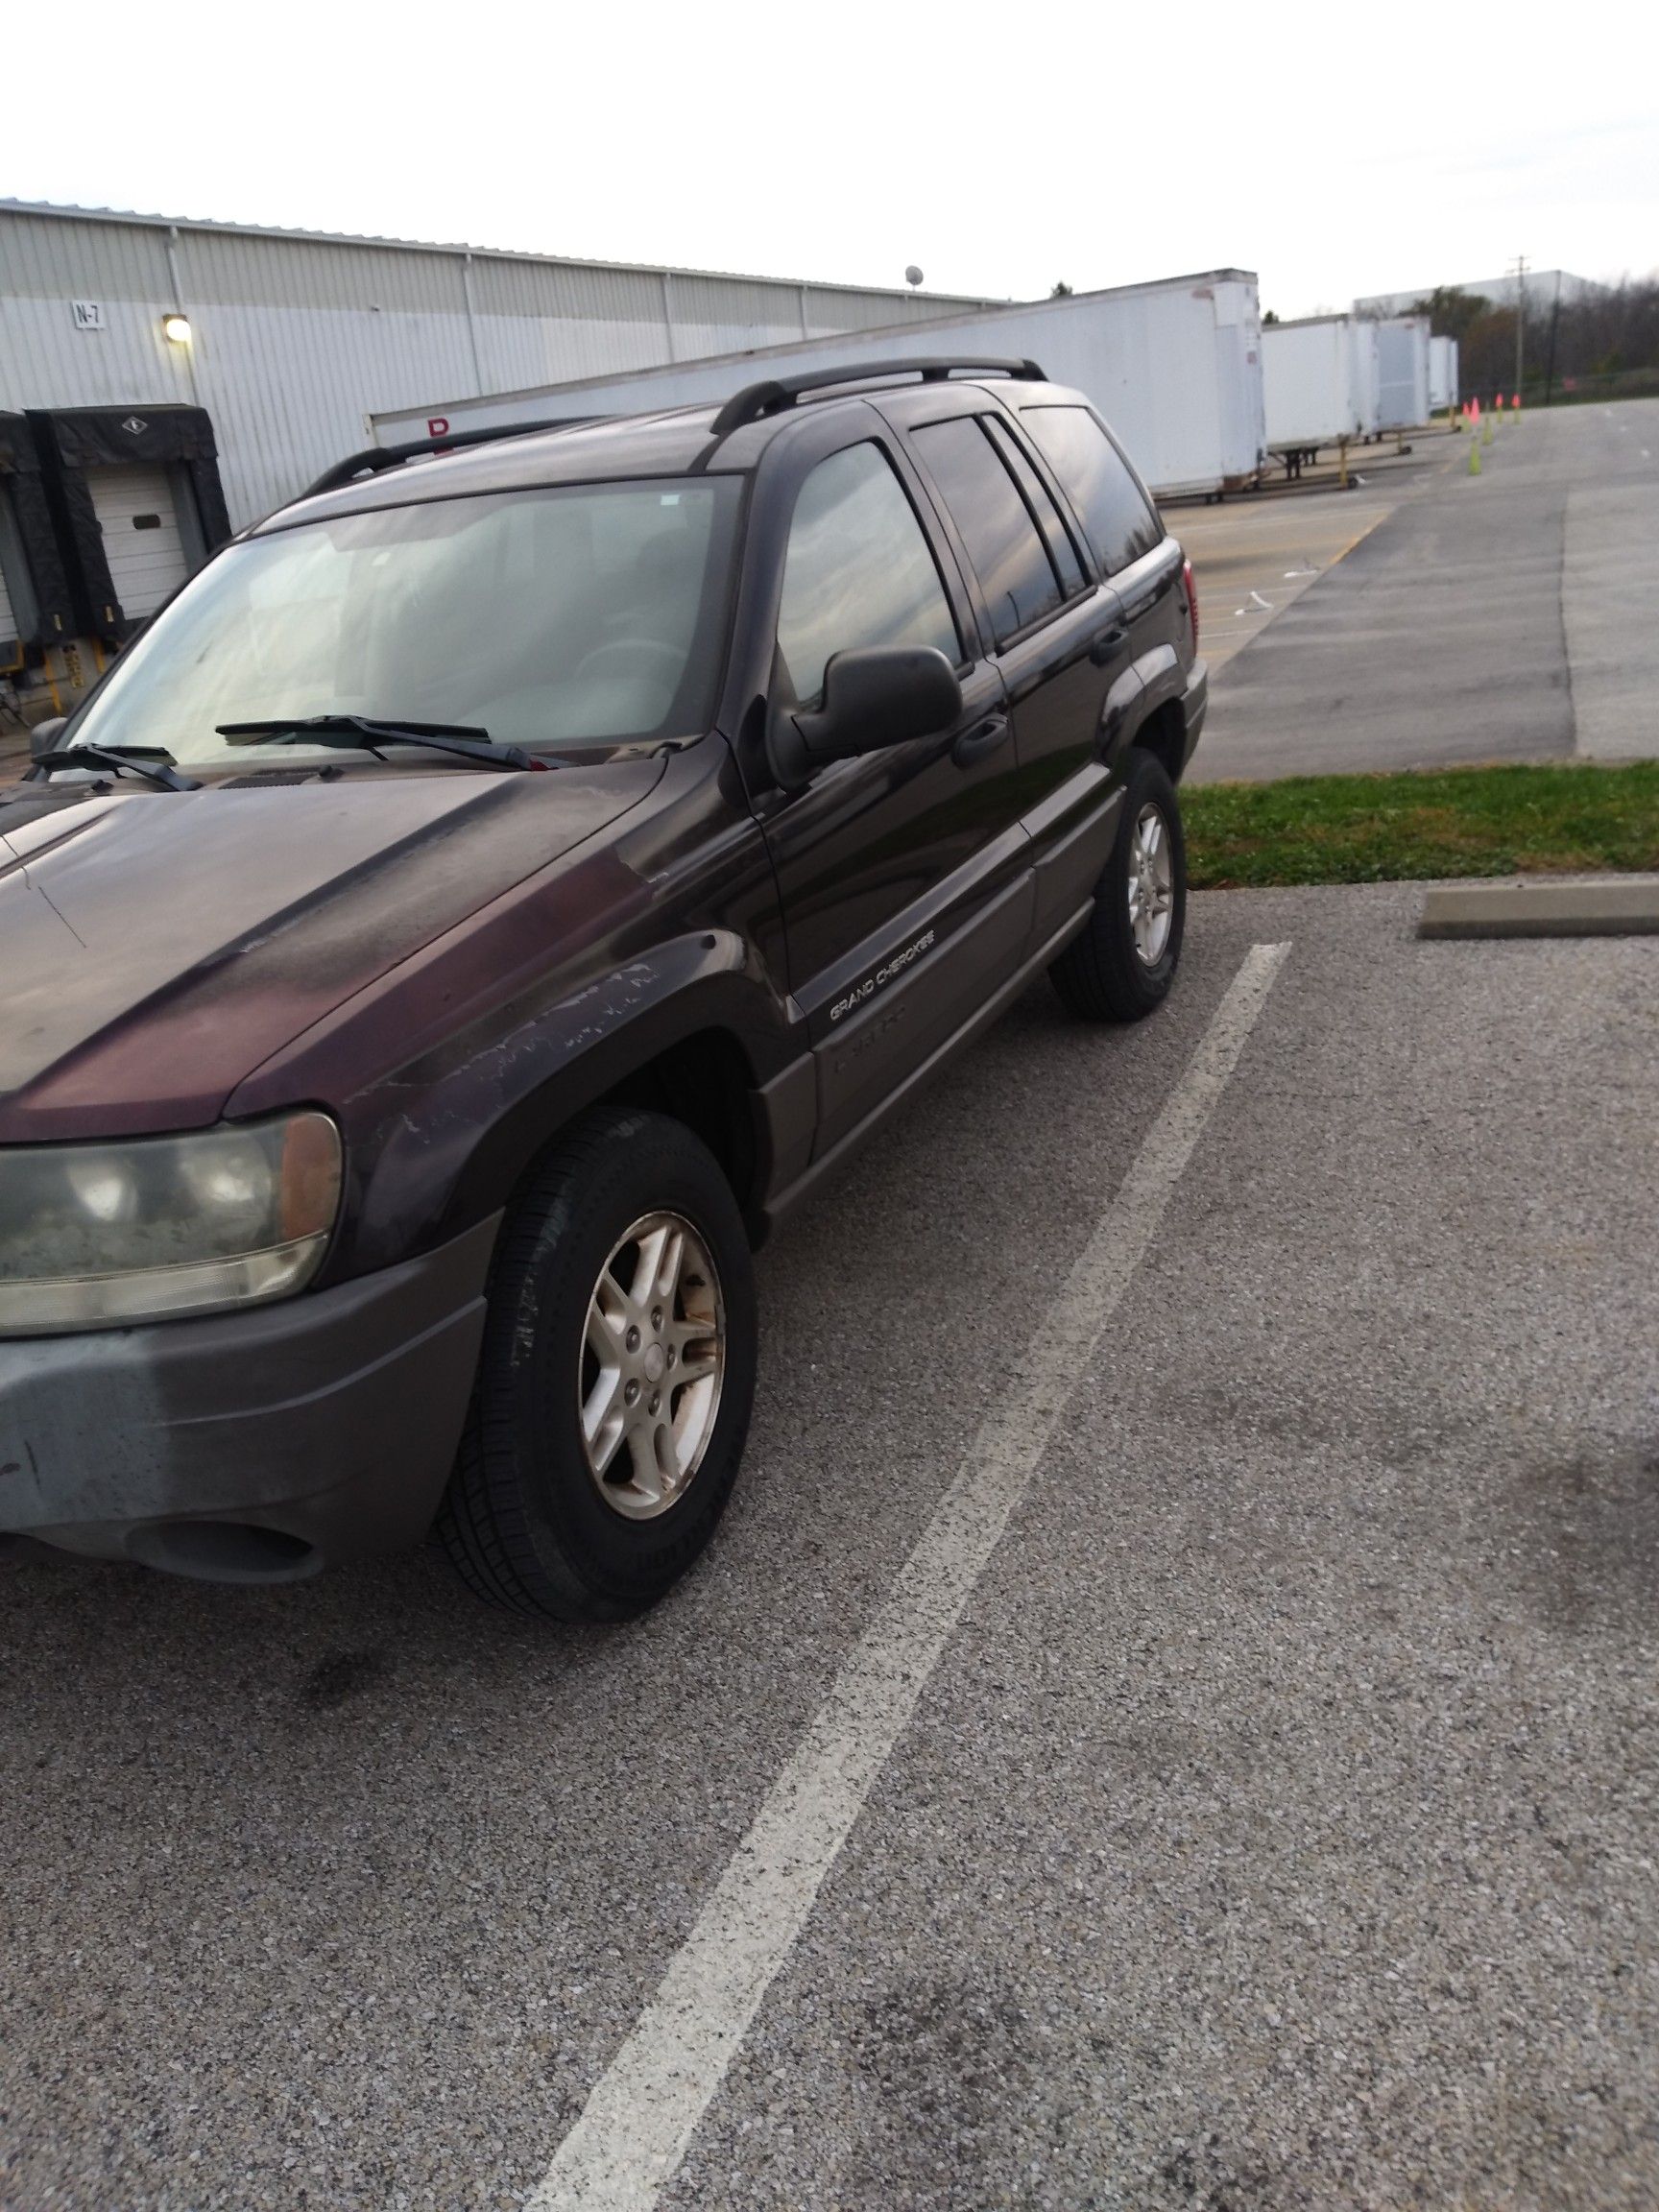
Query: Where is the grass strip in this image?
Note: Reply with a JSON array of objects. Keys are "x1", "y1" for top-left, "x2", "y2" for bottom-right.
[{"x1": 1183, "y1": 760, "x2": 1659, "y2": 889}]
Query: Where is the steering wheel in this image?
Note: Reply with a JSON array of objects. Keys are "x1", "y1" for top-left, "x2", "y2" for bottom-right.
[{"x1": 571, "y1": 638, "x2": 684, "y2": 686}]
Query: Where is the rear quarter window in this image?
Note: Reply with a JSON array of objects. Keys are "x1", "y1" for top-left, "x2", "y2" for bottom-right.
[
  {"x1": 910, "y1": 415, "x2": 1064, "y2": 647},
  {"x1": 1020, "y1": 406, "x2": 1163, "y2": 575}
]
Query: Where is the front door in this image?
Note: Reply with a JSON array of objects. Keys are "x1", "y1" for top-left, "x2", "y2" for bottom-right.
[{"x1": 749, "y1": 421, "x2": 1033, "y2": 1158}]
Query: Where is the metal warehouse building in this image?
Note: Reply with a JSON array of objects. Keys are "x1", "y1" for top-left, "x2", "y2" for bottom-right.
[{"x1": 0, "y1": 199, "x2": 1001, "y2": 534}]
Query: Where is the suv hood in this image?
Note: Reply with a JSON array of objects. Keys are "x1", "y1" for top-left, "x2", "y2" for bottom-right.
[{"x1": 0, "y1": 761, "x2": 664, "y2": 1142}]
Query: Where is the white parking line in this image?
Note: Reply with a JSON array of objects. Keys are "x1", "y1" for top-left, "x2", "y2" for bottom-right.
[{"x1": 524, "y1": 941, "x2": 1293, "y2": 2211}]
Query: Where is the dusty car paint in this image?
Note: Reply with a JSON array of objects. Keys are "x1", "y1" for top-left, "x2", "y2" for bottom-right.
[
  {"x1": 0, "y1": 761, "x2": 665, "y2": 1144},
  {"x1": 1, "y1": 370, "x2": 1205, "y2": 1582}
]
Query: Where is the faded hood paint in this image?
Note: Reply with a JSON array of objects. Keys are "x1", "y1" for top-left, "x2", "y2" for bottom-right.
[{"x1": 0, "y1": 761, "x2": 664, "y2": 1142}]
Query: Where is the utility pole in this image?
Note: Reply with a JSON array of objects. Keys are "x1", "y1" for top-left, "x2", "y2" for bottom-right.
[{"x1": 1509, "y1": 253, "x2": 1528, "y2": 398}]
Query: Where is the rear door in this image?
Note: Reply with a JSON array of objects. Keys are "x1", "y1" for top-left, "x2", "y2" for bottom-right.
[
  {"x1": 747, "y1": 407, "x2": 1032, "y2": 1158},
  {"x1": 885, "y1": 386, "x2": 1135, "y2": 946},
  {"x1": 1016, "y1": 399, "x2": 1189, "y2": 725}
]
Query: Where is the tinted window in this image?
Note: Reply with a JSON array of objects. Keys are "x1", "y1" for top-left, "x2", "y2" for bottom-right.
[
  {"x1": 1021, "y1": 406, "x2": 1163, "y2": 574},
  {"x1": 910, "y1": 416, "x2": 1063, "y2": 646},
  {"x1": 983, "y1": 416, "x2": 1087, "y2": 595},
  {"x1": 776, "y1": 443, "x2": 960, "y2": 708}
]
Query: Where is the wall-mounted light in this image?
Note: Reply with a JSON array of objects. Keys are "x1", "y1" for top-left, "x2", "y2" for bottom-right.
[{"x1": 161, "y1": 312, "x2": 193, "y2": 346}]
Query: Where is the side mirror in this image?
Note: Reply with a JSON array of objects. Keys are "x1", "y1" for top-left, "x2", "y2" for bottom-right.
[
  {"x1": 29, "y1": 717, "x2": 67, "y2": 761},
  {"x1": 770, "y1": 645, "x2": 961, "y2": 789}
]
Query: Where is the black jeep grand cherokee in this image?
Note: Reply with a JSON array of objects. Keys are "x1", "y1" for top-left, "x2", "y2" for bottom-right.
[{"x1": 0, "y1": 357, "x2": 1205, "y2": 1619}]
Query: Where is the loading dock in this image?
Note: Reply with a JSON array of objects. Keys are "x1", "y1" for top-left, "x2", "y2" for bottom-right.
[
  {"x1": 28, "y1": 405, "x2": 229, "y2": 642},
  {"x1": 0, "y1": 406, "x2": 229, "y2": 738},
  {"x1": 0, "y1": 412, "x2": 75, "y2": 666}
]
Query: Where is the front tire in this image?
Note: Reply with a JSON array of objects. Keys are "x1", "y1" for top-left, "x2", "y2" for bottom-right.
[
  {"x1": 1049, "y1": 748, "x2": 1186, "y2": 1022},
  {"x1": 437, "y1": 1108, "x2": 757, "y2": 1622}
]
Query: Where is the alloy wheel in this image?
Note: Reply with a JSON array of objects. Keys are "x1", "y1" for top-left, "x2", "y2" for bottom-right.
[
  {"x1": 579, "y1": 1212, "x2": 726, "y2": 1520},
  {"x1": 1126, "y1": 803, "x2": 1174, "y2": 965}
]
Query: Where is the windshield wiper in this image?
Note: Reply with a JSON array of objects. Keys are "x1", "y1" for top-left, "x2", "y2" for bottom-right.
[
  {"x1": 29, "y1": 743, "x2": 202, "y2": 792},
  {"x1": 215, "y1": 714, "x2": 548, "y2": 772}
]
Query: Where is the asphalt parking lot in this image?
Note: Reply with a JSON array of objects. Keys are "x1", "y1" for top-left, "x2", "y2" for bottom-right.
[
  {"x1": 5, "y1": 873, "x2": 1657, "y2": 2210},
  {"x1": 1187, "y1": 397, "x2": 1659, "y2": 781},
  {"x1": 1171, "y1": 432, "x2": 1457, "y2": 675}
]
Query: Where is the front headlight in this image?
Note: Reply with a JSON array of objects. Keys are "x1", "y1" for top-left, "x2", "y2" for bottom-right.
[{"x1": 0, "y1": 1112, "x2": 342, "y2": 1334}]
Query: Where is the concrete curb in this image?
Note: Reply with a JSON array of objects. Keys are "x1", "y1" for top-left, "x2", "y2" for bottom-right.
[{"x1": 1419, "y1": 879, "x2": 1659, "y2": 939}]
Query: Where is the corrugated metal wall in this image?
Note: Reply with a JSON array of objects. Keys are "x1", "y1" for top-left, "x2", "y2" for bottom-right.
[{"x1": 0, "y1": 204, "x2": 998, "y2": 528}]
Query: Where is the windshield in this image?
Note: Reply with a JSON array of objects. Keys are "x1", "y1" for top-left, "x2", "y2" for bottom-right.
[{"x1": 66, "y1": 476, "x2": 743, "y2": 767}]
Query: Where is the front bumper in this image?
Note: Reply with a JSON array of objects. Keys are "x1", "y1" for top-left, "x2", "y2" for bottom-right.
[
  {"x1": 0, "y1": 1214, "x2": 499, "y2": 1582},
  {"x1": 1178, "y1": 657, "x2": 1209, "y2": 777}
]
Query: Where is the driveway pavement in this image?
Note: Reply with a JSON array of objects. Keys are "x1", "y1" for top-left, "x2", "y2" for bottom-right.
[
  {"x1": 5, "y1": 884, "x2": 1656, "y2": 2211},
  {"x1": 1188, "y1": 398, "x2": 1659, "y2": 781}
]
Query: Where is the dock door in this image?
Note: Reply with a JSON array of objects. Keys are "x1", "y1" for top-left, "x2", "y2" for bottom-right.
[{"x1": 85, "y1": 464, "x2": 196, "y2": 622}]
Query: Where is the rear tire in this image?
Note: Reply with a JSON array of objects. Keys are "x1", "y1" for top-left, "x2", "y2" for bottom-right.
[
  {"x1": 1049, "y1": 748, "x2": 1186, "y2": 1022},
  {"x1": 437, "y1": 1107, "x2": 757, "y2": 1622}
]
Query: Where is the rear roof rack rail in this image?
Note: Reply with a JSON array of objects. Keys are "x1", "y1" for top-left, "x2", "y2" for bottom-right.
[
  {"x1": 708, "y1": 357, "x2": 1047, "y2": 439},
  {"x1": 294, "y1": 418, "x2": 599, "y2": 502}
]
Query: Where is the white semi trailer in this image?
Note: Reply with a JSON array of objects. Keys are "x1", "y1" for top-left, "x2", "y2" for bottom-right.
[
  {"x1": 371, "y1": 270, "x2": 1267, "y2": 504},
  {"x1": 1376, "y1": 317, "x2": 1431, "y2": 431},
  {"x1": 1429, "y1": 333, "x2": 1460, "y2": 414},
  {"x1": 1262, "y1": 314, "x2": 1381, "y2": 478}
]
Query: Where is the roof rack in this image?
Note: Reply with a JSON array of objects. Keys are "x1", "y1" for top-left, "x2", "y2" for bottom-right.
[
  {"x1": 295, "y1": 418, "x2": 598, "y2": 502},
  {"x1": 708, "y1": 357, "x2": 1047, "y2": 439}
]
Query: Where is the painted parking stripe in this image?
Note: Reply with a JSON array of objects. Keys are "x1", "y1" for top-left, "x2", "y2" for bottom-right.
[{"x1": 526, "y1": 940, "x2": 1293, "y2": 2211}]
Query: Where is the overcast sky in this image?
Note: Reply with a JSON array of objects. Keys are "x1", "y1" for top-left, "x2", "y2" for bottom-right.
[{"x1": 11, "y1": 0, "x2": 1656, "y2": 315}]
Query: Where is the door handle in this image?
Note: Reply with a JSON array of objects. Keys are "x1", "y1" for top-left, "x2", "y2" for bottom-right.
[
  {"x1": 1089, "y1": 625, "x2": 1130, "y2": 665},
  {"x1": 951, "y1": 713, "x2": 1012, "y2": 769}
]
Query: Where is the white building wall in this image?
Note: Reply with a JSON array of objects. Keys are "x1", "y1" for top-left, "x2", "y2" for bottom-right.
[
  {"x1": 0, "y1": 203, "x2": 998, "y2": 529},
  {"x1": 1355, "y1": 271, "x2": 1602, "y2": 317}
]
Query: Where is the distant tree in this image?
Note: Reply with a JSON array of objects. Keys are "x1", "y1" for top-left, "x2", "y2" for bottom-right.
[
  {"x1": 1050, "y1": 280, "x2": 1073, "y2": 299},
  {"x1": 1262, "y1": 308, "x2": 1280, "y2": 325},
  {"x1": 1410, "y1": 285, "x2": 1493, "y2": 344},
  {"x1": 1460, "y1": 305, "x2": 1518, "y2": 396},
  {"x1": 1444, "y1": 278, "x2": 1659, "y2": 400}
]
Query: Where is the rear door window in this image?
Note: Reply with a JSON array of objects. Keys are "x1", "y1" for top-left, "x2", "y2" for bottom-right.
[
  {"x1": 909, "y1": 415, "x2": 1064, "y2": 647},
  {"x1": 776, "y1": 442, "x2": 961, "y2": 708},
  {"x1": 1020, "y1": 405, "x2": 1163, "y2": 574},
  {"x1": 982, "y1": 416, "x2": 1088, "y2": 596}
]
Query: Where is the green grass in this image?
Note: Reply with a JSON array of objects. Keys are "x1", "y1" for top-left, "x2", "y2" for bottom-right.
[{"x1": 1183, "y1": 760, "x2": 1659, "y2": 889}]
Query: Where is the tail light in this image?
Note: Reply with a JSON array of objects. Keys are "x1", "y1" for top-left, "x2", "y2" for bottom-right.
[{"x1": 1182, "y1": 557, "x2": 1199, "y2": 651}]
